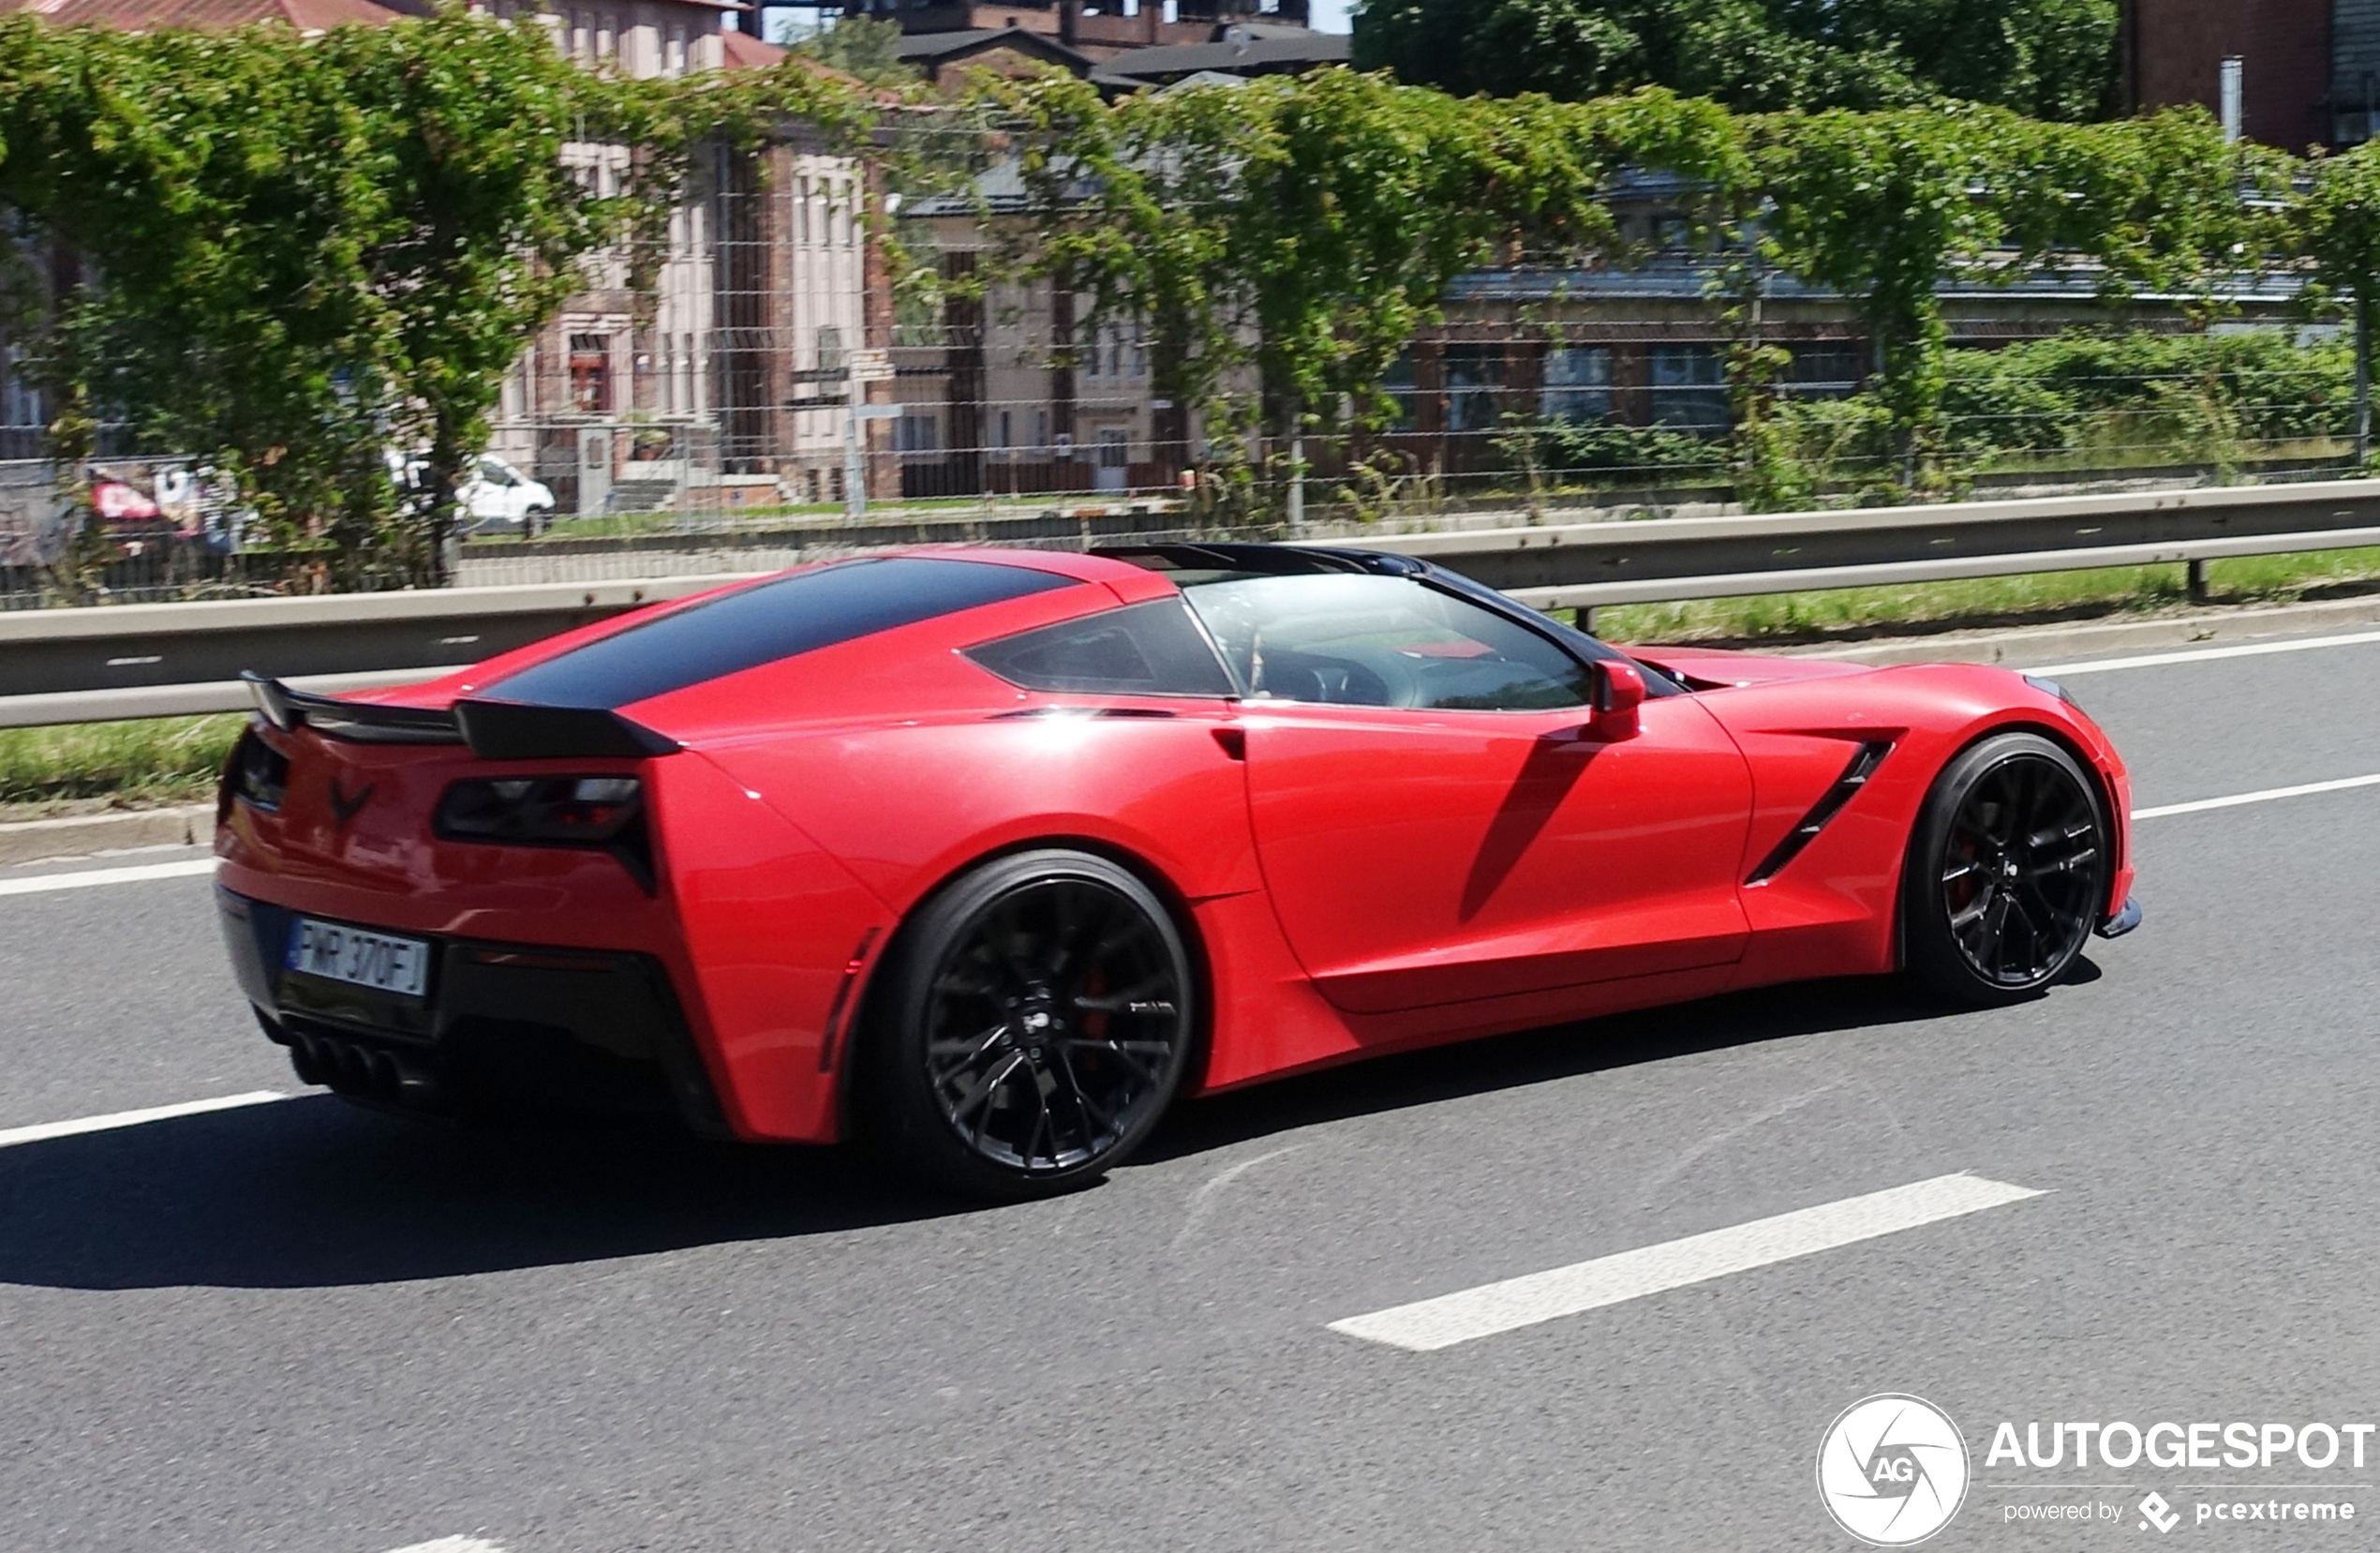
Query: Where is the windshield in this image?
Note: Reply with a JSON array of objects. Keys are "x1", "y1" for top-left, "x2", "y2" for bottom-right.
[{"x1": 1180, "y1": 573, "x2": 1597, "y2": 710}]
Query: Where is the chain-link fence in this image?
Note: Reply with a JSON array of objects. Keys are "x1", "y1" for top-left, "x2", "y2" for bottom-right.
[
  {"x1": 7, "y1": 327, "x2": 2360, "y2": 605},
  {"x1": 1, "y1": 138, "x2": 2359, "y2": 608}
]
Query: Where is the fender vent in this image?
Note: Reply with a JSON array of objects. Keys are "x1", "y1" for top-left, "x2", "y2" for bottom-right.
[{"x1": 1747, "y1": 740, "x2": 1895, "y2": 885}]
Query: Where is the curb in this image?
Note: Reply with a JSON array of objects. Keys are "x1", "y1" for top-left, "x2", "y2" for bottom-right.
[
  {"x1": 0, "y1": 804, "x2": 216, "y2": 868},
  {"x1": 1768, "y1": 592, "x2": 2380, "y2": 669}
]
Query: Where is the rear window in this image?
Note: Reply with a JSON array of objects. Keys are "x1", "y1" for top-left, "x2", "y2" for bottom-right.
[{"x1": 486, "y1": 557, "x2": 1078, "y2": 709}]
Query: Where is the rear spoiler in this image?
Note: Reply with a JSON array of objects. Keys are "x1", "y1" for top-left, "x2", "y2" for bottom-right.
[{"x1": 242, "y1": 673, "x2": 679, "y2": 761}]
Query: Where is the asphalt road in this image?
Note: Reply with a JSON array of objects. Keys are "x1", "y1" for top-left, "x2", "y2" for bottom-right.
[{"x1": 4, "y1": 629, "x2": 2379, "y2": 1553}]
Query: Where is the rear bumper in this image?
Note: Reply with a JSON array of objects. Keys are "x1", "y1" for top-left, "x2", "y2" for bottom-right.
[{"x1": 216, "y1": 886, "x2": 727, "y2": 1133}]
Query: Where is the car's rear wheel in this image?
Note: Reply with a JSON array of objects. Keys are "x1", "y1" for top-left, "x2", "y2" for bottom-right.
[
  {"x1": 862, "y1": 849, "x2": 1195, "y2": 1201},
  {"x1": 1903, "y1": 731, "x2": 2108, "y2": 1006}
]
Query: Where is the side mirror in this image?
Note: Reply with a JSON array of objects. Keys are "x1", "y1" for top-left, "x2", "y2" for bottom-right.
[{"x1": 1594, "y1": 661, "x2": 1647, "y2": 739}]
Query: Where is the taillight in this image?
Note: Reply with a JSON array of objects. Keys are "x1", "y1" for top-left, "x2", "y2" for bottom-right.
[
  {"x1": 220, "y1": 727, "x2": 290, "y2": 818},
  {"x1": 435, "y1": 776, "x2": 654, "y2": 889}
]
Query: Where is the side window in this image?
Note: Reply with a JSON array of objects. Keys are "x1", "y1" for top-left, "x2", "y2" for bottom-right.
[
  {"x1": 1181, "y1": 573, "x2": 1593, "y2": 711},
  {"x1": 964, "y1": 598, "x2": 1236, "y2": 697}
]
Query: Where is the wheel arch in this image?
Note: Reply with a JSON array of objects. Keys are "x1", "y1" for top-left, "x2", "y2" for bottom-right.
[
  {"x1": 830, "y1": 831, "x2": 1217, "y2": 1142},
  {"x1": 1889, "y1": 716, "x2": 2121, "y2": 972}
]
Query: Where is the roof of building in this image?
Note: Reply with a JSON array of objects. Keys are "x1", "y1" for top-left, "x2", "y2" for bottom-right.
[
  {"x1": 1092, "y1": 28, "x2": 1346, "y2": 83},
  {"x1": 0, "y1": 0, "x2": 414, "y2": 29},
  {"x1": 719, "y1": 25, "x2": 787, "y2": 67},
  {"x1": 891, "y1": 23, "x2": 1093, "y2": 67},
  {"x1": 1145, "y1": 68, "x2": 1251, "y2": 91}
]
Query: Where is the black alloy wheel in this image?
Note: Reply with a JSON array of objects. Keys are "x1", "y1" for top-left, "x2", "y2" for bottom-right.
[
  {"x1": 1903, "y1": 731, "x2": 2109, "y2": 1006},
  {"x1": 864, "y1": 849, "x2": 1195, "y2": 1200}
]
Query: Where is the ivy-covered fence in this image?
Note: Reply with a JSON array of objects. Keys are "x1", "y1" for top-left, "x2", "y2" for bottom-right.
[{"x1": 7, "y1": 12, "x2": 2380, "y2": 592}]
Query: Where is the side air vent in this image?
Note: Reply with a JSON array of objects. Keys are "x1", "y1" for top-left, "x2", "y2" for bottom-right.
[{"x1": 1746, "y1": 740, "x2": 1895, "y2": 885}]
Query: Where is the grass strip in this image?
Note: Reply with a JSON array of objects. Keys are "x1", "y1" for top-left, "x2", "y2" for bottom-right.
[
  {"x1": 1593, "y1": 546, "x2": 2380, "y2": 646},
  {"x1": 0, "y1": 714, "x2": 244, "y2": 814}
]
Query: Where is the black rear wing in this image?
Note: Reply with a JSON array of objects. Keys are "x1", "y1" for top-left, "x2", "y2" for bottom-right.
[{"x1": 242, "y1": 673, "x2": 678, "y2": 761}]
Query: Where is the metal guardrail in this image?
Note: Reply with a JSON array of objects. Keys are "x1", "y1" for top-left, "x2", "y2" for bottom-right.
[
  {"x1": 6, "y1": 480, "x2": 2380, "y2": 726},
  {"x1": 1327, "y1": 479, "x2": 2380, "y2": 608},
  {"x1": 0, "y1": 575, "x2": 758, "y2": 726}
]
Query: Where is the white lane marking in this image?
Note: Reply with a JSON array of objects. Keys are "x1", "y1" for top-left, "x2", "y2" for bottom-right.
[
  {"x1": 383, "y1": 1539, "x2": 508, "y2": 1553},
  {"x1": 0, "y1": 857, "x2": 214, "y2": 898},
  {"x1": 2032, "y1": 628, "x2": 2380, "y2": 677},
  {"x1": 2133, "y1": 771, "x2": 2380, "y2": 820},
  {"x1": 0, "y1": 1090, "x2": 286, "y2": 1149},
  {"x1": 1328, "y1": 1173, "x2": 2041, "y2": 1352}
]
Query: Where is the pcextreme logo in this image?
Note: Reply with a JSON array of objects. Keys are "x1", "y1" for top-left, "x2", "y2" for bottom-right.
[{"x1": 1816, "y1": 1394, "x2": 1971, "y2": 1546}]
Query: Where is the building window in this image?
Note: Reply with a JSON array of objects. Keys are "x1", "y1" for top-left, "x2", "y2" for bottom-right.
[
  {"x1": 1034, "y1": 410, "x2": 1050, "y2": 451},
  {"x1": 816, "y1": 325, "x2": 845, "y2": 374},
  {"x1": 569, "y1": 333, "x2": 613, "y2": 413},
  {"x1": 793, "y1": 176, "x2": 810, "y2": 245},
  {"x1": 1540, "y1": 345, "x2": 1613, "y2": 423},
  {"x1": 897, "y1": 413, "x2": 939, "y2": 453},
  {"x1": 1780, "y1": 342, "x2": 1863, "y2": 399},
  {"x1": 665, "y1": 22, "x2": 686, "y2": 74},
  {"x1": 1379, "y1": 349, "x2": 1417, "y2": 430},
  {"x1": 1649, "y1": 344, "x2": 1728, "y2": 430},
  {"x1": 596, "y1": 13, "x2": 615, "y2": 57},
  {"x1": 4, "y1": 351, "x2": 41, "y2": 429},
  {"x1": 997, "y1": 410, "x2": 1012, "y2": 450},
  {"x1": 570, "y1": 9, "x2": 590, "y2": 59},
  {"x1": 1443, "y1": 345, "x2": 1506, "y2": 434}
]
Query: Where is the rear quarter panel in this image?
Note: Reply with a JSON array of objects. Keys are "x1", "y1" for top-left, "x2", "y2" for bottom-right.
[
  {"x1": 647, "y1": 592, "x2": 1266, "y2": 1125},
  {"x1": 638, "y1": 587, "x2": 1266, "y2": 917}
]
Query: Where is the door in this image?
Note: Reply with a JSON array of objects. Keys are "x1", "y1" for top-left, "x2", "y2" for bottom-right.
[
  {"x1": 1093, "y1": 428, "x2": 1129, "y2": 492},
  {"x1": 1182, "y1": 572, "x2": 1754, "y2": 1014},
  {"x1": 576, "y1": 428, "x2": 612, "y2": 515}
]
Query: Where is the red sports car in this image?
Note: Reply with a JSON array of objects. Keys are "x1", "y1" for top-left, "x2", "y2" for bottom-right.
[{"x1": 217, "y1": 544, "x2": 2138, "y2": 1198}]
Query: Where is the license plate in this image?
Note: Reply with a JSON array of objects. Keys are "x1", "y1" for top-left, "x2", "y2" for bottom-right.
[{"x1": 285, "y1": 918, "x2": 431, "y2": 998}]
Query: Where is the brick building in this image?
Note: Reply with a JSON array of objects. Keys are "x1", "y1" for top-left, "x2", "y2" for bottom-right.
[
  {"x1": 833, "y1": 0, "x2": 1308, "y2": 61},
  {"x1": 2123, "y1": 0, "x2": 2380, "y2": 150},
  {"x1": 0, "y1": 0, "x2": 884, "y2": 515}
]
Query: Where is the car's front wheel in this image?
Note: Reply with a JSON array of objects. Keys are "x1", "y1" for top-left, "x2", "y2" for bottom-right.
[
  {"x1": 861, "y1": 849, "x2": 1195, "y2": 1201},
  {"x1": 1903, "y1": 731, "x2": 2109, "y2": 1006}
]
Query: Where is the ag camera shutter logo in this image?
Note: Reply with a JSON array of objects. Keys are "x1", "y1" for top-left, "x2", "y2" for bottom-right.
[{"x1": 1817, "y1": 1394, "x2": 1971, "y2": 1546}]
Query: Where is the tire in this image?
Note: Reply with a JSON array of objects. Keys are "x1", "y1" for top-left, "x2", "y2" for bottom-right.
[
  {"x1": 1902, "y1": 731, "x2": 2110, "y2": 1007},
  {"x1": 860, "y1": 849, "x2": 1196, "y2": 1201}
]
